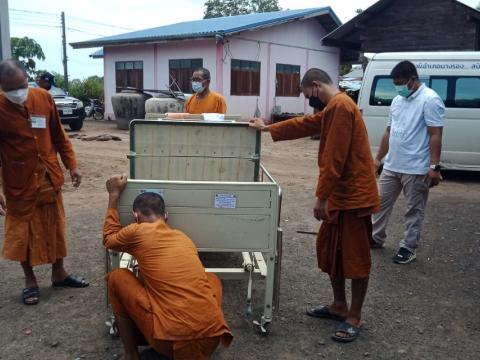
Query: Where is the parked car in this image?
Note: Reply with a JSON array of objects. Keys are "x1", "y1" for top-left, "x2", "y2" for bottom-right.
[
  {"x1": 28, "y1": 82, "x2": 86, "y2": 131},
  {"x1": 358, "y1": 52, "x2": 480, "y2": 171}
]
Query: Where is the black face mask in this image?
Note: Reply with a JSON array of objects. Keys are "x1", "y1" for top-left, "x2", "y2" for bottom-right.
[{"x1": 308, "y1": 96, "x2": 325, "y2": 111}]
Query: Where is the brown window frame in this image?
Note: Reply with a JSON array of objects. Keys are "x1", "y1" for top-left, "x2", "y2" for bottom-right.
[
  {"x1": 115, "y1": 61, "x2": 143, "y2": 92},
  {"x1": 230, "y1": 59, "x2": 261, "y2": 96},
  {"x1": 169, "y1": 58, "x2": 203, "y2": 93},
  {"x1": 275, "y1": 63, "x2": 301, "y2": 97}
]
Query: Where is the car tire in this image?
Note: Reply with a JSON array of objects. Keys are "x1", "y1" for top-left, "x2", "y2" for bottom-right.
[
  {"x1": 69, "y1": 118, "x2": 84, "y2": 131},
  {"x1": 93, "y1": 110, "x2": 104, "y2": 121}
]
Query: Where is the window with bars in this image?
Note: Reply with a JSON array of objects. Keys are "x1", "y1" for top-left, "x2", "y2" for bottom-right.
[
  {"x1": 231, "y1": 59, "x2": 261, "y2": 96},
  {"x1": 115, "y1": 61, "x2": 143, "y2": 92},
  {"x1": 276, "y1": 63, "x2": 301, "y2": 97},
  {"x1": 169, "y1": 58, "x2": 203, "y2": 93}
]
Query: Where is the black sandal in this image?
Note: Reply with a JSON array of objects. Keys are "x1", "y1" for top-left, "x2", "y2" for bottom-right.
[
  {"x1": 52, "y1": 275, "x2": 89, "y2": 288},
  {"x1": 331, "y1": 321, "x2": 361, "y2": 343},
  {"x1": 22, "y1": 287, "x2": 40, "y2": 305},
  {"x1": 306, "y1": 305, "x2": 346, "y2": 321}
]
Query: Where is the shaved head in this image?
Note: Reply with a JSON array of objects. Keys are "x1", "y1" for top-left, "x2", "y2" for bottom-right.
[
  {"x1": 0, "y1": 60, "x2": 28, "y2": 92},
  {"x1": 301, "y1": 68, "x2": 333, "y2": 87},
  {"x1": 0, "y1": 60, "x2": 28, "y2": 80},
  {"x1": 133, "y1": 192, "x2": 166, "y2": 217}
]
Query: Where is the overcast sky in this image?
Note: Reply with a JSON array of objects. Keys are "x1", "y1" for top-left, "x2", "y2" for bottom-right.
[{"x1": 7, "y1": 0, "x2": 480, "y2": 79}]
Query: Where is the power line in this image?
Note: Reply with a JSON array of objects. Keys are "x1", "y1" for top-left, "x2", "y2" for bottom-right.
[
  {"x1": 10, "y1": 13, "x2": 59, "y2": 21},
  {"x1": 11, "y1": 8, "x2": 133, "y2": 32},
  {"x1": 10, "y1": 17, "x2": 60, "y2": 27},
  {"x1": 67, "y1": 15, "x2": 133, "y2": 31},
  {"x1": 10, "y1": 20, "x2": 60, "y2": 29},
  {"x1": 10, "y1": 8, "x2": 58, "y2": 17},
  {"x1": 66, "y1": 27, "x2": 106, "y2": 37}
]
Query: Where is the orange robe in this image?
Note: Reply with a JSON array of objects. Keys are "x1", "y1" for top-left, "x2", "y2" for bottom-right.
[
  {"x1": 0, "y1": 88, "x2": 77, "y2": 266},
  {"x1": 269, "y1": 93, "x2": 380, "y2": 279},
  {"x1": 103, "y1": 208, "x2": 233, "y2": 359},
  {"x1": 185, "y1": 91, "x2": 227, "y2": 114}
]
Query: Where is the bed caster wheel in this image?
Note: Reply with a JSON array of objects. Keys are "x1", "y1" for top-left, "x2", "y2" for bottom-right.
[
  {"x1": 106, "y1": 318, "x2": 119, "y2": 337},
  {"x1": 253, "y1": 317, "x2": 271, "y2": 335}
]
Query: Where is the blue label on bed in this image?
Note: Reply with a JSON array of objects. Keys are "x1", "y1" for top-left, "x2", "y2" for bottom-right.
[{"x1": 214, "y1": 193, "x2": 237, "y2": 209}]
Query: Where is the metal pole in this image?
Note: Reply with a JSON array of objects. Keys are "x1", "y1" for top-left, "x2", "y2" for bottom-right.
[
  {"x1": 0, "y1": 0, "x2": 11, "y2": 60},
  {"x1": 61, "y1": 11, "x2": 69, "y2": 92}
]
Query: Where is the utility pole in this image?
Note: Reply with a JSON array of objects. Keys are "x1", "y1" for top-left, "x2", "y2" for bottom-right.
[
  {"x1": 61, "y1": 11, "x2": 69, "y2": 92},
  {"x1": 0, "y1": 0, "x2": 11, "y2": 60}
]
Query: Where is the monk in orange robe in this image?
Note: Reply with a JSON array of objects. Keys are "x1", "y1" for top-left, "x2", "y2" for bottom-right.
[
  {"x1": 0, "y1": 60, "x2": 88, "y2": 306},
  {"x1": 185, "y1": 68, "x2": 227, "y2": 114},
  {"x1": 104, "y1": 174, "x2": 233, "y2": 360},
  {"x1": 250, "y1": 68, "x2": 380, "y2": 343}
]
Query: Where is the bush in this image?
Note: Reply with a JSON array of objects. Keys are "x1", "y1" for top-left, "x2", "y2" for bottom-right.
[{"x1": 69, "y1": 76, "x2": 104, "y2": 104}]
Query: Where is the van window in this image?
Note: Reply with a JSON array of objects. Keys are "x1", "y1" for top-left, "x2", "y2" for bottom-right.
[
  {"x1": 429, "y1": 76, "x2": 480, "y2": 108},
  {"x1": 370, "y1": 76, "x2": 397, "y2": 106},
  {"x1": 455, "y1": 77, "x2": 480, "y2": 108},
  {"x1": 430, "y1": 78, "x2": 448, "y2": 103}
]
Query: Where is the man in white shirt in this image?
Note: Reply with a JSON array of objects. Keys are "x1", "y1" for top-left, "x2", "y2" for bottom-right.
[{"x1": 372, "y1": 61, "x2": 444, "y2": 264}]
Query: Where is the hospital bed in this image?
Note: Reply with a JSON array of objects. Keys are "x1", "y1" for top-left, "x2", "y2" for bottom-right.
[{"x1": 106, "y1": 118, "x2": 282, "y2": 334}]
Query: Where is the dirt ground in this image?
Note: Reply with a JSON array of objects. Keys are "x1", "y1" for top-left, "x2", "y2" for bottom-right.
[{"x1": 0, "y1": 120, "x2": 479, "y2": 360}]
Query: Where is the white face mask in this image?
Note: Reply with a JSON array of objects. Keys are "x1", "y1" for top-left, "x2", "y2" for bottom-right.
[{"x1": 4, "y1": 87, "x2": 29, "y2": 105}]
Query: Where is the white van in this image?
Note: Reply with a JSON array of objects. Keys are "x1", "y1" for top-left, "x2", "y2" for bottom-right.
[{"x1": 358, "y1": 52, "x2": 480, "y2": 171}]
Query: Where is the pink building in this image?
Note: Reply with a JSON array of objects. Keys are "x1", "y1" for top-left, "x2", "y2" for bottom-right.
[{"x1": 71, "y1": 8, "x2": 341, "y2": 119}]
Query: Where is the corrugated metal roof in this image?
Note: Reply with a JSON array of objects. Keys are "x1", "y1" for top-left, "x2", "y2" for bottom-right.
[
  {"x1": 71, "y1": 8, "x2": 341, "y2": 49},
  {"x1": 89, "y1": 48, "x2": 103, "y2": 58}
]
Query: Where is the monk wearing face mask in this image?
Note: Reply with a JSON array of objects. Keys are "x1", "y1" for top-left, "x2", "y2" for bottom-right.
[
  {"x1": 0, "y1": 60, "x2": 88, "y2": 306},
  {"x1": 185, "y1": 67, "x2": 227, "y2": 114},
  {"x1": 249, "y1": 68, "x2": 380, "y2": 344}
]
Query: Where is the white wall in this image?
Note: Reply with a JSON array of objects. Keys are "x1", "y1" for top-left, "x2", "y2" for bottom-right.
[
  {"x1": 154, "y1": 40, "x2": 217, "y2": 91},
  {"x1": 103, "y1": 18, "x2": 340, "y2": 119},
  {"x1": 104, "y1": 44, "x2": 155, "y2": 117},
  {"x1": 223, "y1": 18, "x2": 340, "y2": 118},
  {"x1": 104, "y1": 40, "x2": 217, "y2": 117}
]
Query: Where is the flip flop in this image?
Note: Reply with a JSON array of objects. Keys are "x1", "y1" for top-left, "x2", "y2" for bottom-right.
[
  {"x1": 331, "y1": 321, "x2": 361, "y2": 343},
  {"x1": 22, "y1": 287, "x2": 40, "y2": 305},
  {"x1": 52, "y1": 275, "x2": 89, "y2": 288},
  {"x1": 306, "y1": 305, "x2": 346, "y2": 321}
]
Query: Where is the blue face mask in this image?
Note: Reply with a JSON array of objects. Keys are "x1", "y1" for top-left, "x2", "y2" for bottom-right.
[
  {"x1": 192, "y1": 81, "x2": 204, "y2": 93},
  {"x1": 394, "y1": 78, "x2": 414, "y2": 98},
  {"x1": 395, "y1": 84, "x2": 413, "y2": 98}
]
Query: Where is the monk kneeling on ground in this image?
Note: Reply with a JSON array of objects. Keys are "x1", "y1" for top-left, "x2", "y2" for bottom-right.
[{"x1": 103, "y1": 174, "x2": 233, "y2": 360}]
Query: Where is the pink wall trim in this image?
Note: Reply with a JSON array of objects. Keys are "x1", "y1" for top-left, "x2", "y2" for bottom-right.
[
  {"x1": 215, "y1": 42, "x2": 224, "y2": 94},
  {"x1": 153, "y1": 44, "x2": 158, "y2": 89},
  {"x1": 265, "y1": 43, "x2": 272, "y2": 119},
  {"x1": 304, "y1": 49, "x2": 310, "y2": 114}
]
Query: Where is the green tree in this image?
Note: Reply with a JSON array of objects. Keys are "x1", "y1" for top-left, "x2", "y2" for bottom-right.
[
  {"x1": 250, "y1": 0, "x2": 281, "y2": 13},
  {"x1": 340, "y1": 64, "x2": 352, "y2": 76},
  {"x1": 69, "y1": 76, "x2": 104, "y2": 104},
  {"x1": 51, "y1": 72, "x2": 65, "y2": 89},
  {"x1": 204, "y1": 0, "x2": 280, "y2": 19},
  {"x1": 10, "y1": 37, "x2": 45, "y2": 78},
  {"x1": 477, "y1": 1, "x2": 480, "y2": 10}
]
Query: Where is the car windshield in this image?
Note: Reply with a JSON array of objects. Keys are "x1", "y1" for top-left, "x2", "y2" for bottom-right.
[{"x1": 49, "y1": 86, "x2": 66, "y2": 96}]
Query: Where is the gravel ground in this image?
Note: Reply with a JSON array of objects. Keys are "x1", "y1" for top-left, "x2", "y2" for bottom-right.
[{"x1": 0, "y1": 120, "x2": 479, "y2": 360}]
